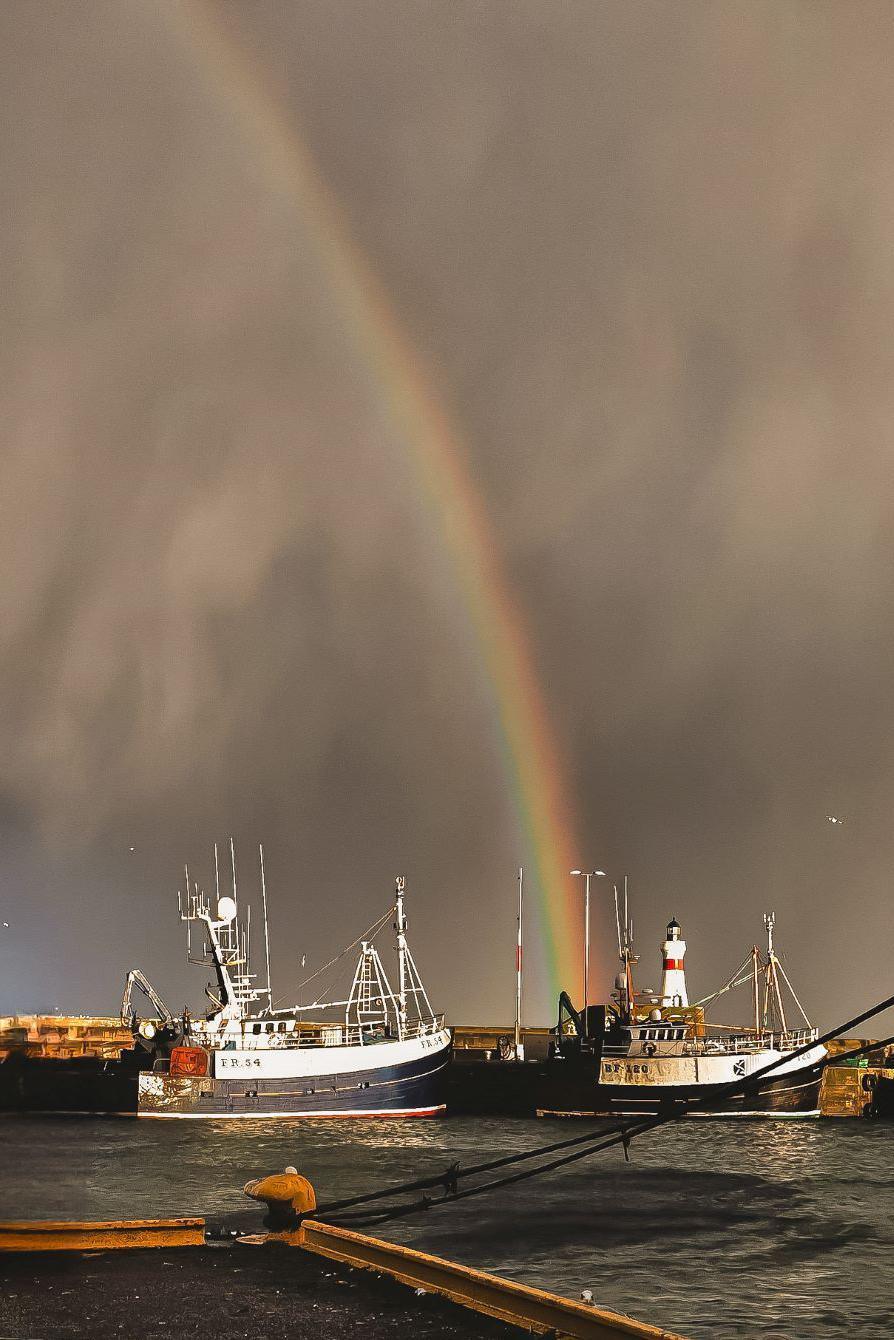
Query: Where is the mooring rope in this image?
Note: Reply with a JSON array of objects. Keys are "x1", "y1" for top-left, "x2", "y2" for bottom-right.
[
  {"x1": 333, "y1": 1029, "x2": 894, "y2": 1228},
  {"x1": 311, "y1": 990, "x2": 894, "y2": 1225}
]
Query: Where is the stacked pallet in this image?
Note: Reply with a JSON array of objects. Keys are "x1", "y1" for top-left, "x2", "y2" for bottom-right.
[{"x1": 0, "y1": 1015, "x2": 131, "y2": 1061}]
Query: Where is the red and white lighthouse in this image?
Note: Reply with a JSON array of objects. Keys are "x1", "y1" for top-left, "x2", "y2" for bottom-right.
[{"x1": 660, "y1": 918, "x2": 688, "y2": 1006}]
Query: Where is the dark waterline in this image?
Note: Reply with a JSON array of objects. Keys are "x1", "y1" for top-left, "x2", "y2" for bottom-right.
[{"x1": 2, "y1": 1114, "x2": 892, "y2": 1338}]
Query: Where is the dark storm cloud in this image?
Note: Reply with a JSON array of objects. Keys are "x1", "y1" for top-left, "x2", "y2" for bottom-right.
[{"x1": 1, "y1": 1, "x2": 893, "y2": 1026}]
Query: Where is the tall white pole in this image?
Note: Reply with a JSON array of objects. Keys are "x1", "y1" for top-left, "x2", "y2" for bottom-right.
[
  {"x1": 259, "y1": 843, "x2": 273, "y2": 1010},
  {"x1": 584, "y1": 872, "x2": 591, "y2": 1018},
  {"x1": 515, "y1": 867, "x2": 524, "y2": 1059},
  {"x1": 572, "y1": 869, "x2": 605, "y2": 1020},
  {"x1": 623, "y1": 875, "x2": 628, "y2": 949}
]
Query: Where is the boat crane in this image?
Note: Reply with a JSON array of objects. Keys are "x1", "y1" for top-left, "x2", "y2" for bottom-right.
[{"x1": 119, "y1": 969, "x2": 173, "y2": 1030}]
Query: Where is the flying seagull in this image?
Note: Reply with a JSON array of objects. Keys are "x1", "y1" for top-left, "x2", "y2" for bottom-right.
[{"x1": 827, "y1": 815, "x2": 845, "y2": 825}]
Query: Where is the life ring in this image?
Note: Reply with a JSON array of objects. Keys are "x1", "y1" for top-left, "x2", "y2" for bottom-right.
[{"x1": 643, "y1": 1042, "x2": 657, "y2": 1058}]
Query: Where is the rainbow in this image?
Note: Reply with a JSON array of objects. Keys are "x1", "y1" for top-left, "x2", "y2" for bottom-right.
[{"x1": 162, "y1": 2, "x2": 600, "y2": 999}]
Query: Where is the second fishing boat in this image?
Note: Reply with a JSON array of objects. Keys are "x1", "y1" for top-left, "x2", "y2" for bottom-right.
[{"x1": 540, "y1": 896, "x2": 827, "y2": 1118}]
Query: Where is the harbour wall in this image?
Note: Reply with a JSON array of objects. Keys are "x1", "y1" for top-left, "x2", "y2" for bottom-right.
[{"x1": 5, "y1": 1016, "x2": 894, "y2": 1117}]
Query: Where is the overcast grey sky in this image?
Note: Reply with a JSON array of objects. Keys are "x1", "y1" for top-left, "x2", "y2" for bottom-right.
[{"x1": 1, "y1": 3, "x2": 893, "y2": 1027}]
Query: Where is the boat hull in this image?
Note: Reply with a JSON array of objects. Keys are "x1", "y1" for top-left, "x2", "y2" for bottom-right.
[
  {"x1": 538, "y1": 1054, "x2": 825, "y2": 1118},
  {"x1": 0, "y1": 1033, "x2": 452, "y2": 1120},
  {"x1": 137, "y1": 1033, "x2": 452, "y2": 1118}
]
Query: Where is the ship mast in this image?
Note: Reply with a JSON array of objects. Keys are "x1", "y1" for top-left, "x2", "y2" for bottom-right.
[
  {"x1": 762, "y1": 912, "x2": 788, "y2": 1034},
  {"x1": 760, "y1": 911, "x2": 813, "y2": 1036},
  {"x1": 259, "y1": 843, "x2": 273, "y2": 1012},
  {"x1": 178, "y1": 842, "x2": 267, "y2": 1023},
  {"x1": 751, "y1": 944, "x2": 761, "y2": 1034},
  {"x1": 395, "y1": 876, "x2": 408, "y2": 1035},
  {"x1": 612, "y1": 876, "x2": 638, "y2": 1023},
  {"x1": 391, "y1": 876, "x2": 435, "y2": 1040}
]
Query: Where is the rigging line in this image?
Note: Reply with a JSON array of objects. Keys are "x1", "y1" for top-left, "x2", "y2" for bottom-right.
[
  {"x1": 421, "y1": 1027, "x2": 894, "y2": 1210},
  {"x1": 316, "y1": 987, "x2": 894, "y2": 1219},
  {"x1": 691, "y1": 953, "x2": 754, "y2": 1008},
  {"x1": 692, "y1": 971, "x2": 755, "y2": 1011},
  {"x1": 270, "y1": 904, "x2": 395, "y2": 1009},
  {"x1": 821, "y1": 1033, "x2": 894, "y2": 1068},
  {"x1": 774, "y1": 958, "x2": 812, "y2": 1029},
  {"x1": 817, "y1": 1036, "x2": 885, "y2": 1068},
  {"x1": 310, "y1": 920, "x2": 395, "y2": 1009}
]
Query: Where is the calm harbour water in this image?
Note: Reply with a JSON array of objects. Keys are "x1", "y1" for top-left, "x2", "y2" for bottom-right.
[{"x1": 1, "y1": 1113, "x2": 892, "y2": 1338}]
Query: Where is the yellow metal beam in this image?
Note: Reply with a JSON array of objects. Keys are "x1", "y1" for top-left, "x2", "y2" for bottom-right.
[
  {"x1": 298, "y1": 1219, "x2": 686, "y2": 1339},
  {"x1": 0, "y1": 1217, "x2": 205, "y2": 1251}
]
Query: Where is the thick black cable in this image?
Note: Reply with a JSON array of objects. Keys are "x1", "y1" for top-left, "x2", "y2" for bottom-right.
[
  {"x1": 331, "y1": 1029, "x2": 894, "y2": 1229},
  {"x1": 314, "y1": 991, "x2": 894, "y2": 1221},
  {"x1": 820, "y1": 1033, "x2": 894, "y2": 1070},
  {"x1": 206, "y1": 1030, "x2": 894, "y2": 1237},
  {"x1": 410, "y1": 1028, "x2": 894, "y2": 1210}
]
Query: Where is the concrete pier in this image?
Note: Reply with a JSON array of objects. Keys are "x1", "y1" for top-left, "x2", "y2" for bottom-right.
[
  {"x1": 0, "y1": 1170, "x2": 688, "y2": 1338},
  {"x1": 0, "y1": 1244, "x2": 520, "y2": 1339}
]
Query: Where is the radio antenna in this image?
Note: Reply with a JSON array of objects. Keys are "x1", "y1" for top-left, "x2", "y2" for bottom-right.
[
  {"x1": 613, "y1": 884, "x2": 622, "y2": 959},
  {"x1": 184, "y1": 863, "x2": 192, "y2": 958}
]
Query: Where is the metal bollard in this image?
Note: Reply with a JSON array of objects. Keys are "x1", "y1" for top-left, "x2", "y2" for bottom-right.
[{"x1": 241, "y1": 1166, "x2": 317, "y2": 1244}]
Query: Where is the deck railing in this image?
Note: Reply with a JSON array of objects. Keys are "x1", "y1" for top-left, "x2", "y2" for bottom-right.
[
  {"x1": 603, "y1": 1026, "x2": 819, "y2": 1059},
  {"x1": 684, "y1": 1027, "x2": 818, "y2": 1055},
  {"x1": 192, "y1": 1014, "x2": 447, "y2": 1051}
]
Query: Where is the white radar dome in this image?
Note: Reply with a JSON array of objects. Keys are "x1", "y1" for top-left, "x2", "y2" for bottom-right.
[{"x1": 217, "y1": 896, "x2": 237, "y2": 922}]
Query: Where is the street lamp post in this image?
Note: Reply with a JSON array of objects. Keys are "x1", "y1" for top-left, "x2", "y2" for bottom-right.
[{"x1": 571, "y1": 869, "x2": 606, "y2": 1018}]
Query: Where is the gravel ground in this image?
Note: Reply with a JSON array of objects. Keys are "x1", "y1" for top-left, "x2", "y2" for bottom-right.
[{"x1": 0, "y1": 1245, "x2": 521, "y2": 1339}]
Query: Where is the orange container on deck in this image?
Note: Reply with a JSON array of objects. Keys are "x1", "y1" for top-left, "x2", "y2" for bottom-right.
[{"x1": 169, "y1": 1046, "x2": 209, "y2": 1078}]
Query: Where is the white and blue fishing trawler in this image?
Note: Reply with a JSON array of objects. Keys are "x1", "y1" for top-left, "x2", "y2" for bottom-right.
[{"x1": 122, "y1": 849, "x2": 451, "y2": 1119}]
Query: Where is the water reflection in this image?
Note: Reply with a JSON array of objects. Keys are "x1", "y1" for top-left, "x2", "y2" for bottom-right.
[{"x1": 3, "y1": 1115, "x2": 894, "y2": 1338}]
